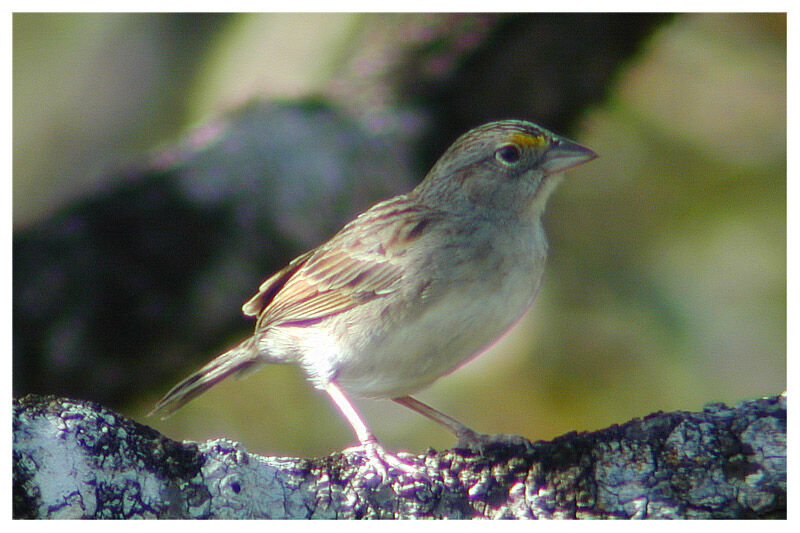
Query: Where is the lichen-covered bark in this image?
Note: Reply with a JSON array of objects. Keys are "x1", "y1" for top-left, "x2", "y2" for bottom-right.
[{"x1": 13, "y1": 393, "x2": 785, "y2": 519}]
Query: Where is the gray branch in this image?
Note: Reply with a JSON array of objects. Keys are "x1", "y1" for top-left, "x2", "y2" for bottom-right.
[{"x1": 13, "y1": 393, "x2": 785, "y2": 519}]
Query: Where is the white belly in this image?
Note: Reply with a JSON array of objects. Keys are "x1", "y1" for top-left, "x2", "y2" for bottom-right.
[
  {"x1": 270, "y1": 219, "x2": 550, "y2": 399},
  {"x1": 346, "y1": 287, "x2": 539, "y2": 397},
  {"x1": 335, "y1": 238, "x2": 547, "y2": 398}
]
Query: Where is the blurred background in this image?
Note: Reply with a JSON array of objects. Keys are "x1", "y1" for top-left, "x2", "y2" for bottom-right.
[{"x1": 13, "y1": 13, "x2": 785, "y2": 457}]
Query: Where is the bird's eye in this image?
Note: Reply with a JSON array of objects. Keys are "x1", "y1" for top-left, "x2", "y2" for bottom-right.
[{"x1": 495, "y1": 143, "x2": 522, "y2": 165}]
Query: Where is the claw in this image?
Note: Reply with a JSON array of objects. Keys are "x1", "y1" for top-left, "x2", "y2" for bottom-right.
[
  {"x1": 345, "y1": 441, "x2": 426, "y2": 482},
  {"x1": 456, "y1": 429, "x2": 532, "y2": 452}
]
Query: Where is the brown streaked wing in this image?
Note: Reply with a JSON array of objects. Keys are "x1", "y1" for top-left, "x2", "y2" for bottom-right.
[
  {"x1": 242, "y1": 250, "x2": 315, "y2": 317},
  {"x1": 254, "y1": 248, "x2": 406, "y2": 328},
  {"x1": 249, "y1": 202, "x2": 439, "y2": 328}
]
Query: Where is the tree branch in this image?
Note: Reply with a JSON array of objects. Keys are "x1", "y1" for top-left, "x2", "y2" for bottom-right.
[{"x1": 13, "y1": 393, "x2": 785, "y2": 519}]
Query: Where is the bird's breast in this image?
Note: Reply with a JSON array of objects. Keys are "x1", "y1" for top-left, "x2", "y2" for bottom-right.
[{"x1": 332, "y1": 221, "x2": 549, "y2": 398}]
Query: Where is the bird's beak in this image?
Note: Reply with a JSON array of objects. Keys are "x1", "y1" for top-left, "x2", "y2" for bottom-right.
[{"x1": 540, "y1": 137, "x2": 598, "y2": 175}]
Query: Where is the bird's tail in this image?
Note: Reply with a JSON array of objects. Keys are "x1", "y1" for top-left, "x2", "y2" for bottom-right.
[{"x1": 150, "y1": 337, "x2": 261, "y2": 418}]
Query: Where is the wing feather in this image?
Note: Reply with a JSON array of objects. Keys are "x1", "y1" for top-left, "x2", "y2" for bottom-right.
[
  {"x1": 242, "y1": 197, "x2": 441, "y2": 329},
  {"x1": 241, "y1": 250, "x2": 314, "y2": 317}
]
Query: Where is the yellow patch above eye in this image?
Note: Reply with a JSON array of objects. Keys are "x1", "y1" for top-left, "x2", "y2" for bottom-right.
[{"x1": 509, "y1": 133, "x2": 548, "y2": 148}]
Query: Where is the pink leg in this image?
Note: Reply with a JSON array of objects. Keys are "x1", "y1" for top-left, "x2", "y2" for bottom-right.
[
  {"x1": 394, "y1": 395, "x2": 532, "y2": 451},
  {"x1": 393, "y1": 396, "x2": 479, "y2": 441},
  {"x1": 324, "y1": 382, "x2": 422, "y2": 479}
]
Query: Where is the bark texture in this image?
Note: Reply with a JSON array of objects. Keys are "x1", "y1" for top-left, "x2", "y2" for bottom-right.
[{"x1": 13, "y1": 393, "x2": 785, "y2": 519}]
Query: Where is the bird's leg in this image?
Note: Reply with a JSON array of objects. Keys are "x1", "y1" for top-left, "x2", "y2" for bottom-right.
[
  {"x1": 393, "y1": 396, "x2": 532, "y2": 451},
  {"x1": 392, "y1": 395, "x2": 480, "y2": 443},
  {"x1": 324, "y1": 382, "x2": 422, "y2": 480}
]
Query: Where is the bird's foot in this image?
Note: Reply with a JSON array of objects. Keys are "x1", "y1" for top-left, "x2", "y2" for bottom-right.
[
  {"x1": 344, "y1": 441, "x2": 426, "y2": 485},
  {"x1": 455, "y1": 428, "x2": 533, "y2": 453}
]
